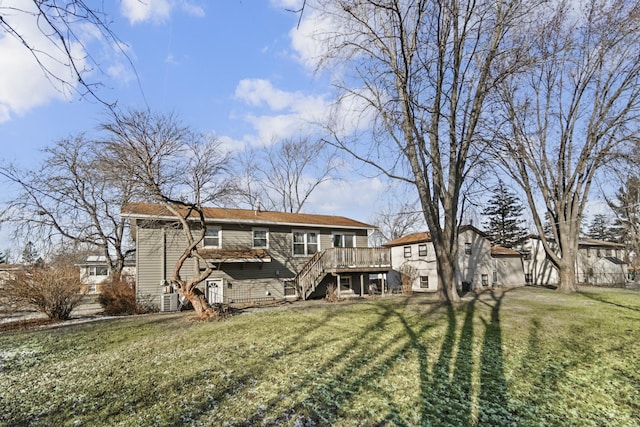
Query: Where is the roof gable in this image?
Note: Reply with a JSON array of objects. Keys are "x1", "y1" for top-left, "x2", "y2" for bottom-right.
[{"x1": 121, "y1": 202, "x2": 374, "y2": 230}]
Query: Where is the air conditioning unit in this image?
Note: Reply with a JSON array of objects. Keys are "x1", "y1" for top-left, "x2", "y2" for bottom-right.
[{"x1": 160, "y1": 293, "x2": 178, "y2": 312}]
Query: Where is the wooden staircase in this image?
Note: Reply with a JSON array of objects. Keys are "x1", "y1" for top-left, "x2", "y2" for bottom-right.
[{"x1": 295, "y1": 247, "x2": 391, "y2": 300}]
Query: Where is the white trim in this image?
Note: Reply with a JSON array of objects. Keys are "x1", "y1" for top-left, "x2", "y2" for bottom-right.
[
  {"x1": 332, "y1": 232, "x2": 356, "y2": 248},
  {"x1": 203, "y1": 226, "x2": 222, "y2": 248},
  {"x1": 252, "y1": 227, "x2": 269, "y2": 249},
  {"x1": 292, "y1": 229, "x2": 321, "y2": 257}
]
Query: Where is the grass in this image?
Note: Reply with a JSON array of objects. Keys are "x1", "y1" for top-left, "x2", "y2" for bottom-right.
[{"x1": 1, "y1": 286, "x2": 639, "y2": 426}]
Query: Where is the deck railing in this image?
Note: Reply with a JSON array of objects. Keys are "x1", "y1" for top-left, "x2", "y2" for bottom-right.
[{"x1": 296, "y1": 247, "x2": 391, "y2": 299}]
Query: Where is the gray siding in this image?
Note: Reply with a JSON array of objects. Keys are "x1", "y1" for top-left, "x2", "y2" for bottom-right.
[{"x1": 135, "y1": 220, "x2": 372, "y2": 305}]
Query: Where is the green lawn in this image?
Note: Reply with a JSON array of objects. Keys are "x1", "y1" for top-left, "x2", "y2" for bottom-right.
[{"x1": 1, "y1": 287, "x2": 639, "y2": 426}]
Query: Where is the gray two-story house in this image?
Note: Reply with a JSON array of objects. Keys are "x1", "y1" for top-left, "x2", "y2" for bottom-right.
[{"x1": 121, "y1": 203, "x2": 390, "y2": 310}]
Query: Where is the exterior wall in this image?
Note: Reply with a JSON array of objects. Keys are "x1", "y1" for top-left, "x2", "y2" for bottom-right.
[
  {"x1": 456, "y1": 229, "x2": 493, "y2": 290},
  {"x1": 135, "y1": 220, "x2": 372, "y2": 306},
  {"x1": 388, "y1": 241, "x2": 439, "y2": 292},
  {"x1": 522, "y1": 237, "x2": 627, "y2": 287},
  {"x1": 521, "y1": 238, "x2": 559, "y2": 286},
  {"x1": 576, "y1": 247, "x2": 626, "y2": 287},
  {"x1": 387, "y1": 228, "x2": 494, "y2": 292},
  {"x1": 492, "y1": 256, "x2": 526, "y2": 287},
  {"x1": 136, "y1": 227, "x2": 166, "y2": 305}
]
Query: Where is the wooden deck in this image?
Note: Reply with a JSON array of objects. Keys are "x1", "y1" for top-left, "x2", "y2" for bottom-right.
[{"x1": 296, "y1": 247, "x2": 391, "y2": 299}]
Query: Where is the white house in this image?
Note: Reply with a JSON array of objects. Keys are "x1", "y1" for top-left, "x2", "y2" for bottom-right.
[
  {"x1": 384, "y1": 225, "x2": 495, "y2": 292},
  {"x1": 77, "y1": 255, "x2": 136, "y2": 293},
  {"x1": 521, "y1": 236, "x2": 627, "y2": 287}
]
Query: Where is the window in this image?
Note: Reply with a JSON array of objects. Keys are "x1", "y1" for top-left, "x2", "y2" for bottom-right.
[
  {"x1": 605, "y1": 248, "x2": 612, "y2": 257},
  {"x1": 293, "y1": 230, "x2": 319, "y2": 256},
  {"x1": 525, "y1": 273, "x2": 533, "y2": 283},
  {"x1": 420, "y1": 276, "x2": 429, "y2": 288},
  {"x1": 482, "y1": 274, "x2": 489, "y2": 286},
  {"x1": 597, "y1": 249, "x2": 602, "y2": 257},
  {"x1": 404, "y1": 246, "x2": 412, "y2": 258},
  {"x1": 418, "y1": 244, "x2": 427, "y2": 257},
  {"x1": 464, "y1": 243, "x2": 472, "y2": 255},
  {"x1": 89, "y1": 266, "x2": 108, "y2": 276},
  {"x1": 339, "y1": 276, "x2": 352, "y2": 291},
  {"x1": 203, "y1": 227, "x2": 221, "y2": 248},
  {"x1": 332, "y1": 233, "x2": 355, "y2": 248},
  {"x1": 252, "y1": 228, "x2": 268, "y2": 248},
  {"x1": 493, "y1": 271, "x2": 498, "y2": 283}
]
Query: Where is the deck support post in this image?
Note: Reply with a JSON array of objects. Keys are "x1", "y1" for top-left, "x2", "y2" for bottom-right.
[{"x1": 360, "y1": 274, "x2": 364, "y2": 296}]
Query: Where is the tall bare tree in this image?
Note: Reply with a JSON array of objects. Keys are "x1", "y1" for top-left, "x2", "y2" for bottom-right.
[
  {"x1": 312, "y1": 0, "x2": 535, "y2": 301},
  {"x1": 0, "y1": 136, "x2": 135, "y2": 275},
  {"x1": 369, "y1": 199, "x2": 424, "y2": 247},
  {"x1": 0, "y1": 1, "x2": 132, "y2": 105},
  {"x1": 492, "y1": 0, "x2": 640, "y2": 292},
  {"x1": 100, "y1": 110, "x2": 235, "y2": 318},
  {"x1": 238, "y1": 137, "x2": 338, "y2": 213}
]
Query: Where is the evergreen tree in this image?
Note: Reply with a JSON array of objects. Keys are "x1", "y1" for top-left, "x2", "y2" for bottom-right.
[
  {"x1": 585, "y1": 213, "x2": 616, "y2": 241},
  {"x1": 482, "y1": 181, "x2": 528, "y2": 248},
  {"x1": 21, "y1": 241, "x2": 39, "y2": 266}
]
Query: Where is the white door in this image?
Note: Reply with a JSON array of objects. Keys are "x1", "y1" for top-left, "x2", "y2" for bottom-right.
[{"x1": 207, "y1": 279, "x2": 224, "y2": 304}]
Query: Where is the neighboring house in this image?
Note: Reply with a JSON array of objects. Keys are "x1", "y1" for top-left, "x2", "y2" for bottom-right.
[
  {"x1": 521, "y1": 236, "x2": 627, "y2": 287},
  {"x1": 77, "y1": 255, "x2": 136, "y2": 293},
  {"x1": 491, "y1": 246, "x2": 526, "y2": 288},
  {"x1": 0, "y1": 263, "x2": 24, "y2": 287},
  {"x1": 121, "y1": 203, "x2": 390, "y2": 310},
  {"x1": 384, "y1": 225, "x2": 496, "y2": 292}
]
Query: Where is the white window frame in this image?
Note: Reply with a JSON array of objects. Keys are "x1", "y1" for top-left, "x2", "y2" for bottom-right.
[
  {"x1": 418, "y1": 244, "x2": 427, "y2": 257},
  {"x1": 481, "y1": 274, "x2": 489, "y2": 286},
  {"x1": 252, "y1": 227, "x2": 269, "y2": 249},
  {"x1": 88, "y1": 266, "x2": 108, "y2": 277},
  {"x1": 404, "y1": 246, "x2": 412, "y2": 258},
  {"x1": 292, "y1": 230, "x2": 320, "y2": 256},
  {"x1": 339, "y1": 276, "x2": 352, "y2": 291},
  {"x1": 464, "y1": 242, "x2": 472, "y2": 255},
  {"x1": 419, "y1": 276, "x2": 429, "y2": 288},
  {"x1": 332, "y1": 232, "x2": 356, "y2": 248},
  {"x1": 203, "y1": 226, "x2": 221, "y2": 248}
]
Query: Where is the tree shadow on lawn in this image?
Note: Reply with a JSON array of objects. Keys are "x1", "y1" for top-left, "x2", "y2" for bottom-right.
[
  {"x1": 577, "y1": 289, "x2": 640, "y2": 312},
  {"x1": 222, "y1": 290, "x2": 519, "y2": 426},
  {"x1": 33, "y1": 293, "x2": 520, "y2": 426}
]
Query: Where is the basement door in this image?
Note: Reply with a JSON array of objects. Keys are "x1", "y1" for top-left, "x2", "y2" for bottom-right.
[{"x1": 206, "y1": 279, "x2": 224, "y2": 304}]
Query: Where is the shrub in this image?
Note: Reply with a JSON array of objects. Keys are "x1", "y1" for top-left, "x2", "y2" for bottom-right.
[
  {"x1": 4, "y1": 265, "x2": 85, "y2": 320},
  {"x1": 400, "y1": 264, "x2": 417, "y2": 296},
  {"x1": 326, "y1": 282, "x2": 340, "y2": 303},
  {"x1": 98, "y1": 274, "x2": 152, "y2": 315}
]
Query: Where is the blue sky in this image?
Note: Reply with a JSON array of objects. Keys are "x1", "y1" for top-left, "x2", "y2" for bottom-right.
[{"x1": 0, "y1": 0, "x2": 393, "y2": 255}]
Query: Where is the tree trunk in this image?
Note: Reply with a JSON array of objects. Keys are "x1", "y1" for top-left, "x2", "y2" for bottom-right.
[
  {"x1": 556, "y1": 257, "x2": 578, "y2": 293},
  {"x1": 437, "y1": 255, "x2": 460, "y2": 303},
  {"x1": 181, "y1": 287, "x2": 220, "y2": 318}
]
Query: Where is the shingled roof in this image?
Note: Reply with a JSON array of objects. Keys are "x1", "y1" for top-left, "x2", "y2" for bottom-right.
[
  {"x1": 383, "y1": 225, "x2": 488, "y2": 247},
  {"x1": 121, "y1": 202, "x2": 374, "y2": 230}
]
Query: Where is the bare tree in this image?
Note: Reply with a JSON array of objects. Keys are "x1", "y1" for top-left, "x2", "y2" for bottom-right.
[
  {"x1": 238, "y1": 137, "x2": 338, "y2": 213},
  {"x1": 100, "y1": 110, "x2": 235, "y2": 318},
  {"x1": 0, "y1": 136, "x2": 135, "y2": 275},
  {"x1": 312, "y1": 0, "x2": 535, "y2": 301},
  {"x1": 0, "y1": 1, "x2": 132, "y2": 105},
  {"x1": 492, "y1": 0, "x2": 640, "y2": 292},
  {"x1": 369, "y1": 200, "x2": 424, "y2": 247}
]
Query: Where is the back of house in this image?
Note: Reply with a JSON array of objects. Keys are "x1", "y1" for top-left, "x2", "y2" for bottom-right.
[{"x1": 121, "y1": 203, "x2": 381, "y2": 310}]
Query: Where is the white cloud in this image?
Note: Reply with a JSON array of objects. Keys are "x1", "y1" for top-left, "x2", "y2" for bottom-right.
[
  {"x1": 0, "y1": 2, "x2": 84, "y2": 122},
  {"x1": 120, "y1": 0, "x2": 204, "y2": 25},
  {"x1": 234, "y1": 78, "x2": 328, "y2": 145},
  {"x1": 306, "y1": 177, "x2": 386, "y2": 220}
]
